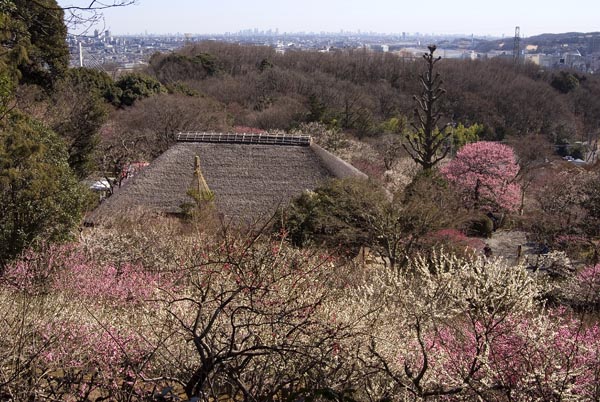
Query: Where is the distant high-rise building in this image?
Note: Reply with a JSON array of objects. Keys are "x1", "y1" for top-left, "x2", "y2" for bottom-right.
[{"x1": 94, "y1": 29, "x2": 99, "y2": 38}]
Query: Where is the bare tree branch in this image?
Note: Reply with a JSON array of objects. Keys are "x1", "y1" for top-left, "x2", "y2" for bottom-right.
[{"x1": 404, "y1": 44, "x2": 450, "y2": 171}]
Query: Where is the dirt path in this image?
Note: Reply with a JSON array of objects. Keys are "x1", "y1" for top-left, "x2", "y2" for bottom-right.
[{"x1": 484, "y1": 230, "x2": 537, "y2": 262}]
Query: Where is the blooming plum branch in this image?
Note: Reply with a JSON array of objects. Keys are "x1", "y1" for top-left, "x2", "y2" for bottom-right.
[{"x1": 441, "y1": 141, "x2": 521, "y2": 213}]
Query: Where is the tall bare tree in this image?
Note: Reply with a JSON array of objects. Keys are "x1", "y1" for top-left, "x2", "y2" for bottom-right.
[{"x1": 404, "y1": 45, "x2": 451, "y2": 171}]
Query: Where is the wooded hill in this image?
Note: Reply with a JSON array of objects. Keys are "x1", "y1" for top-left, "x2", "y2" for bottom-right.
[{"x1": 138, "y1": 41, "x2": 600, "y2": 144}]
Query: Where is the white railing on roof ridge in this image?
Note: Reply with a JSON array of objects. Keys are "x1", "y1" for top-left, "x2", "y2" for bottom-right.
[{"x1": 175, "y1": 132, "x2": 312, "y2": 146}]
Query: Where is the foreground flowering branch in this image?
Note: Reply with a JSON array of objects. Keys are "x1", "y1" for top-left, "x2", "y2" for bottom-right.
[{"x1": 1, "y1": 231, "x2": 600, "y2": 401}]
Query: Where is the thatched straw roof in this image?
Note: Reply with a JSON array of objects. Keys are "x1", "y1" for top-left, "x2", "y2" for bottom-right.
[{"x1": 86, "y1": 135, "x2": 366, "y2": 225}]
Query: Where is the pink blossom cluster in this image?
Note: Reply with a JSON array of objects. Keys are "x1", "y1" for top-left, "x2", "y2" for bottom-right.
[
  {"x1": 576, "y1": 264, "x2": 600, "y2": 286},
  {"x1": 554, "y1": 234, "x2": 595, "y2": 256},
  {"x1": 3, "y1": 243, "x2": 173, "y2": 305},
  {"x1": 401, "y1": 311, "x2": 600, "y2": 399},
  {"x1": 1, "y1": 244, "x2": 171, "y2": 398},
  {"x1": 569, "y1": 264, "x2": 600, "y2": 305},
  {"x1": 41, "y1": 320, "x2": 150, "y2": 397},
  {"x1": 1, "y1": 244, "x2": 82, "y2": 295},
  {"x1": 54, "y1": 261, "x2": 163, "y2": 305},
  {"x1": 554, "y1": 234, "x2": 590, "y2": 246},
  {"x1": 441, "y1": 141, "x2": 521, "y2": 212}
]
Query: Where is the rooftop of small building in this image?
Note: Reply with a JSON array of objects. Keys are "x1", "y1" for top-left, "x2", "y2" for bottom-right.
[{"x1": 85, "y1": 132, "x2": 366, "y2": 225}]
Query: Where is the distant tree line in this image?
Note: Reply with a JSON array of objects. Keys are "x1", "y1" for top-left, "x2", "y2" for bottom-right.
[
  {"x1": 87, "y1": 41, "x2": 600, "y2": 186},
  {"x1": 140, "y1": 41, "x2": 600, "y2": 144}
]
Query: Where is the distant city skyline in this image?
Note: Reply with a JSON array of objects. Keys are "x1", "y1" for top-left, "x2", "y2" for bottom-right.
[{"x1": 58, "y1": 0, "x2": 599, "y2": 38}]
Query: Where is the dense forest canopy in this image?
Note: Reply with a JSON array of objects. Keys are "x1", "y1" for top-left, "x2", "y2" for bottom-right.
[{"x1": 144, "y1": 41, "x2": 599, "y2": 142}]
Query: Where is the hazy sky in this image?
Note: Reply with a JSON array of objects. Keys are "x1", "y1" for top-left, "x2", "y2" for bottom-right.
[{"x1": 59, "y1": 0, "x2": 599, "y2": 37}]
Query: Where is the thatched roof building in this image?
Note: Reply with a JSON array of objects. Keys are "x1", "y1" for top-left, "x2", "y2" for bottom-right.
[{"x1": 86, "y1": 132, "x2": 366, "y2": 225}]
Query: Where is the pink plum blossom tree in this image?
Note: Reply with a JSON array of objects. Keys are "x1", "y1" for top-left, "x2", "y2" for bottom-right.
[
  {"x1": 441, "y1": 141, "x2": 521, "y2": 213},
  {"x1": 0, "y1": 242, "x2": 173, "y2": 400}
]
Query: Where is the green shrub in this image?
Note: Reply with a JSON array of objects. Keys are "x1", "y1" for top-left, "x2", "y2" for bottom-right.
[{"x1": 462, "y1": 214, "x2": 494, "y2": 238}]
